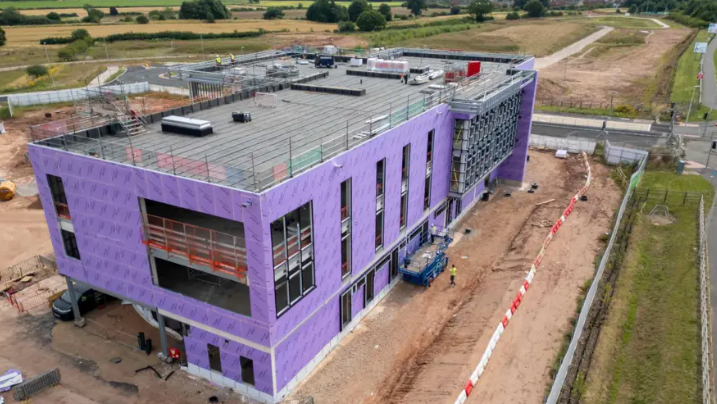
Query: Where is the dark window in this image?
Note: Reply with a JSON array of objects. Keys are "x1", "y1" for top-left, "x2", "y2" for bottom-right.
[
  {"x1": 365, "y1": 270, "x2": 375, "y2": 304},
  {"x1": 341, "y1": 179, "x2": 351, "y2": 279},
  {"x1": 400, "y1": 145, "x2": 410, "y2": 229},
  {"x1": 376, "y1": 159, "x2": 386, "y2": 251},
  {"x1": 208, "y1": 344, "x2": 222, "y2": 373},
  {"x1": 48, "y1": 174, "x2": 70, "y2": 219},
  {"x1": 424, "y1": 176, "x2": 431, "y2": 211},
  {"x1": 240, "y1": 356, "x2": 255, "y2": 386},
  {"x1": 340, "y1": 289, "x2": 352, "y2": 330},
  {"x1": 271, "y1": 202, "x2": 315, "y2": 317},
  {"x1": 425, "y1": 130, "x2": 434, "y2": 211},
  {"x1": 61, "y1": 229, "x2": 80, "y2": 260}
]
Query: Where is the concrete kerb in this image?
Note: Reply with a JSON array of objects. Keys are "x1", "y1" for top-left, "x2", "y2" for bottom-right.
[{"x1": 533, "y1": 122, "x2": 660, "y2": 138}]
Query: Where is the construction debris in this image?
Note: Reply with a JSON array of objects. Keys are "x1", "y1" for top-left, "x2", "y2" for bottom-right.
[
  {"x1": 536, "y1": 199, "x2": 556, "y2": 206},
  {"x1": 0, "y1": 369, "x2": 23, "y2": 392},
  {"x1": 135, "y1": 365, "x2": 161, "y2": 379}
]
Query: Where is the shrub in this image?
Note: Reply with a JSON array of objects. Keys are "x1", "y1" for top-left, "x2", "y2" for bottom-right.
[
  {"x1": 0, "y1": 27, "x2": 5, "y2": 47},
  {"x1": 58, "y1": 48, "x2": 76, "y2": 61},
  {"x1": 109, "y1": 6, "x2": 119, "y2": 15},
  {"x1": 136, "y1": 15, "x2": 150, "y2": 23},
  {"x1": 46, "y1": 12, "x2": 61, "y2": 20},
  {"x1": 206, "y1": 11, "x2": 216, "y2": 22},
  {"x1": 614, "y1": 104, "x2": 636, "y2": 116},
  {"x1": 549, "y1": 10, "x2": 562, "y2": 16},
  {"x1": 378, "y1": 3, "x2": 392, "y2": 21},
  {"x1": 450, "y1": 6, "x2": 460, "y2": 14},
  {"x1": 71, "y1": 29, "x2": 91, "y2": 42},
  {"x1": 82, "y1": 5, "x2": 105, "y2": 23},
  {"x1": 467, "y1": 0, "x2": 493, "y2": 22},
  {"x1": 338, "y1": 20, "x2": 356, "y2": 31},
  {"x1": 26, "y1": 65, "x2": 48, "y2": 77},
  {"x1": 0, "y1": 7, "x2": 54, "y2": 26},
  {"x1": 406, "y1": 0, "x2": 427, "y2": 15},
  {"x1": 356, "y1": 9, "x2": 386, "y2": 31},
  {"x1": 506, "y1": 10, "x2": 520, "y2": 19},
  {"x1": 264, "y1": 7, "x2": 285, "y2": 19},
  {"x1": 122, "y1": 16, "x2": 135, "y2": 22},
  {"x1": 298, "y1": 2, "x2": 303, "y2": 8}
]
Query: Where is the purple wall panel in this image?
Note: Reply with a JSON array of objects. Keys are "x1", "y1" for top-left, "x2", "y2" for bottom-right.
[
  {"x1": 274, "y1": 299, "x2": 339, "y2": 392},
  {"x1": 264, "y1": 104, "x2": 453, "y2": 341},
  {"x1": 374, "y1": 263, "x2": 389, "y2": 296},
  {"x1": 29, "y1": 145, "x2": 272, "y2": 348},
  {"x1": 498, "y1": 61, "x2": 536, "y2": 183}
]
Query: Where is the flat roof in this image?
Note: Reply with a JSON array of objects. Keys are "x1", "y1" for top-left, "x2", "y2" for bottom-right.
[{"x1": 35, "y1": 49, "x2": 535, "y2": 192}]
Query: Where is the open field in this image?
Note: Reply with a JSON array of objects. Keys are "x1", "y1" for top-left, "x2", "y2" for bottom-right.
[
  {"x1": 395, "y1": 20, "x2": 600, "y2": 57},
  {"x1": 539, "y1": 26, "x2": 692, "y2": 109},
  {"x1": 288, "y1": 152, "x2": 621, "y2": 404},
  {"x1": 586, "y1": 16, "x2": 663, "y2": 29},
  {"x1": 581, "y1": 171, "x2": 710, "y2": 404},
  {"x1": 2, "y1": 19, "x2": 338, "y2": 45}
]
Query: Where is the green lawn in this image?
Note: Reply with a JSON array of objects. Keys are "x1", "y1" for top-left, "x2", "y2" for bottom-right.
[
  {"x1": 587, "y1": 16, "x2": 663, "y2": 29},
  {"x1": 671, "y1": 30, "x2": 709, "y2": 120},
  {"x1": 0, "y1": 69, "x2": 26, "y2": 90},
  {"x1": 583, "y1": 170, "x2": 710, "y2": 404},
  {"x1": 0, "y1": 63, "x2": 107, "y2": 94}
]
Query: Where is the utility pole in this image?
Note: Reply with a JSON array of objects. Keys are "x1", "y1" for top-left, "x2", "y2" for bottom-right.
[
  {"x1": 104, "y1": 41, "x2": 110, "y2": 62},
  {"x1": 687, "y1": 85, "x2": 699, "y2": 124},
  {"x1": 43, "y1": 42, "x2": 56, "y2": 88}
]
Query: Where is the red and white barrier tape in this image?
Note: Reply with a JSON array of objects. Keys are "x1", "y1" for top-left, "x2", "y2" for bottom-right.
[{"x1": 452, "y1": 152, "x2": 592, "y2": 404}]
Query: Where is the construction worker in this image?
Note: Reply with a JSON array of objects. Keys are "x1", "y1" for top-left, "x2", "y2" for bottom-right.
[
  {"x1": 215, "y1": 55, "x2": 222, "y2": 66},
  {"x1": 230, "y1": 53, "x2": 236, "y2": 64},
  {"x1": 449, "y1": 264, "x2": 457, "y2": 287}
]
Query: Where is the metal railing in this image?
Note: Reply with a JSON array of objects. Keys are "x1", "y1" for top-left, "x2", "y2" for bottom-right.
[
  {"x1": 143, "y1": 214, "x2": 247, "y2": 280},
  {"x1": 698, "y1": 195, "x2": 712, "y2": 404}
]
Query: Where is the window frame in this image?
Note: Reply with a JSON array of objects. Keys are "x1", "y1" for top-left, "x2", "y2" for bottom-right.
[
  {"x1": 61, "y1": 229, "x2": 81, "y2": 260},
  {"x1": 424, "y1": 130, "x2": 434, "y2": 211},
  {"x1": 400, "y1": 144, "x2": 410, "y2": 230},
  {"x1": 340, "y1": 179, "x2": 352, "y2": 280},
  {"x1": 207, "y1": 343, "x2": 222, "y2": 373},
  {"x1": 375, "y1": 159, "x2": 386, "y2": 251}
]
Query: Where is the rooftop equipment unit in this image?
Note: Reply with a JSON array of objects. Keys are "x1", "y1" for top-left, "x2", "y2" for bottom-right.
[
  {"x1": 161, "y1": 116, "x2": 213, "y2": 137},
  {"x1": 315, "y1": 54, "x2": 335, "y2": 68},
  {"x1": 232, "y1": 112, "x2": 252, "y2": 123}
]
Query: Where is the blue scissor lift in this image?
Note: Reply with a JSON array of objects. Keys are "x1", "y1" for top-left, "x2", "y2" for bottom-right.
[{"x1": 399, "y1": 226, "x2": 454, "y2": 287}]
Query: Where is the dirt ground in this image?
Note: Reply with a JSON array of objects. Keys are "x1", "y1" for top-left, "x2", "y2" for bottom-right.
[
  {"x1": 288, "y1": 151, "x2": 621, "y2": 404},
  {"x1": 539, "y1": 28, "x2": 691, "y2": 105}
]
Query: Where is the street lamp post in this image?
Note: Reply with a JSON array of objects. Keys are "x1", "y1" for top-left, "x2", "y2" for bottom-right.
[
  {"x1": 43, "y1": 42, "x2": 56, "y2": 88},
  {"x1": 687, "y1": 84, "x2": 700, "y2": 124}
]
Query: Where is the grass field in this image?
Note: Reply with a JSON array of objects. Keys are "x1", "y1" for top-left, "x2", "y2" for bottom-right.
[
  {"x1": 582, "y1": 170, "x2": 709, "y2": 404},
  {"x1": 587, "y1": 16, "x2": 663, "y2": 29},
  {"x1": 671, "y1": 29, "x2": 707, "y2": 119},
  {"x1": 395, "y1": 20, "x2": 599, "y2": 57},
  {"x1": 0, "y1": 63, "x2": 107, "y2": 93}
]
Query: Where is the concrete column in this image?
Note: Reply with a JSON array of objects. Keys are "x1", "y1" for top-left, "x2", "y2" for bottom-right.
[
  {"x1": 65, "y1": 277, "x2": 85, "y2": 328},
  {"x1": 156, "y1": 312, "x2": 171, "y2": 362}
]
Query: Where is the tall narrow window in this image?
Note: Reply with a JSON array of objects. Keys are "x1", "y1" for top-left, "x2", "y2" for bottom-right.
[
  {"x1": 271, "y1": 202, "x2": 315, "y2": 317},
  {"x1": 61, "y1": 229, "x2": 81, "y2": 260},
  {"x1": 240, "y1": 357, "x2": 255, "y2": 386},
  {"x1": 340, "y1": 179, "x2": 352, "y2": 280},
  {"x1": 400, "y1": 145, "x2": 410, "y2": 230},
  {"x1": 207, "y1": 344, "x2": 222, "y2": 373},
  {"x1": 375, "y1": 159, "x2": 385, "y2": 251},
  {"x1": 340, "y1": 289, "x2": 352, "y2": 330},
  {"x1": 365, "y1": 269, "x2": 375, "y2": 305},
  {"x1": 47, "y1": 174, "x2": 70, "y2": 219},
  {"x1": 424, "y1": 130, "x2": 434, "y2": 211}
]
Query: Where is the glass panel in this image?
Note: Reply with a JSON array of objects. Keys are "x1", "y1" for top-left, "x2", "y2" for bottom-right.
[
  {"x1": 376, "y1": 160, "x2": 385, "y2": 196},
  {"x1": 375, "y1": 211, "x2": 383, "y2": 249},
  {"x1": 288, "y1": 252, "x2": 300, "y2": 274},
  {"x1": 289, "y1": 272, "x2": 302, "y2": 303},
  {"x1": 366, "y1": 270, "x2": 375, "y2": 303},
  {"x1": 275, "y1": 282, "x2": 289, "y2": 314},
  {"x1": 341, "y1": 237, "x2": 350, "y2": 278},
  {"x1": 301, "y1": 245, "x2": 313, "y2": 265},
  {"x1": 376, "y1": 194, "x2": 384, "y2": 212},
  {"x1": 302, "y1": 263, "x2": 314, "y2": 292},
  {"x1": 274, "y1": 262, "x2": 287, "y2": 282},
  {"x1": 342, "y1": 219, "x2": 350, "y2": 237},
  {"x1": 341, "y1": 291, "x2": 352, "y2": 328},
  {"x1": 270, "y1": 218, "x2": 286, "y2": 266}
]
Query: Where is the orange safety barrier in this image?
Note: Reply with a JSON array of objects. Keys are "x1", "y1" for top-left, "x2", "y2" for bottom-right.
[{"x1": 142, "y1": 215, "x2": 248, "y2": 279}]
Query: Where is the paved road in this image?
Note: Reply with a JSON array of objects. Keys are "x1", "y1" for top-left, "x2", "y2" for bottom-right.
[
  {"x1": 535, "y1": 26, "x2": 614, "y2": 70},
  {"x1": 703, "y1": 38, "x2": 717, "y2": 110},
  {"x1": 117, "y1": 66, "x2": 186, "y2": 87}
]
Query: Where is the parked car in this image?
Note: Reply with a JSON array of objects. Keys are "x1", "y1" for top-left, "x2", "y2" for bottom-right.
[{"x1": 52, "y1": 284, "x2": 108, "y2": 321}]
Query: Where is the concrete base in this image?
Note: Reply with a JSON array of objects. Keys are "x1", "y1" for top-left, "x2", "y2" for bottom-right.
[
  {"x1": 74, "y1": 317, "x2": 86, "y2": 328},
  {"x1": 499, "y1": 178, "x2": 525, "y2": 188}
]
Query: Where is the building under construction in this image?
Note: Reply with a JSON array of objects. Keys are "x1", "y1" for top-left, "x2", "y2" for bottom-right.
[{"x1": 29, "y1": 47, "x2": 537, "y2": 403}]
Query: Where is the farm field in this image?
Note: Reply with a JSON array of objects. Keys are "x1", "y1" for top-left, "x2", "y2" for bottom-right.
[
  {"x1": 397, "y1": 20, "x2": 600, "y2": 57},
  {"x1": 587, "y1": 15, "x2": 664, "y2": 28},
  {"x1": 580, "y1": 171, "x2": 710, "y2": 404},
  {"x1": 0, "y1": 0, "x2": 402, "y2": 9},
  {"x1": 1, "y1": 19, "x2": 339, "y2": 45},
  {"x1": 0, "y1": 63, "x2": 107, "y2": 93}
]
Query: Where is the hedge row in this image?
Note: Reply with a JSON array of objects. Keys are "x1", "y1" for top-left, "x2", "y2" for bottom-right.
[{"x1": 41, "y1": 28, "x2": 284, "y2": 44}]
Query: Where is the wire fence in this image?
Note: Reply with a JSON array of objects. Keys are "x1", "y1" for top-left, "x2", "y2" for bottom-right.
[
  {"x1": 633, "y1": 188, "x2": 704, "y2": 206},
  {"x1": 698, "y1": 194, "x2": 712, "y2": 404}
]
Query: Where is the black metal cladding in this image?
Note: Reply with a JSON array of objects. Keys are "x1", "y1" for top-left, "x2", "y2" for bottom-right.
[{"x1": 450, "y1": 91, "x2": 522, "y2": 195}]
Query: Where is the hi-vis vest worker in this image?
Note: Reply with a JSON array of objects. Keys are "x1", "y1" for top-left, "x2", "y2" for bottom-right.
[
  {"x1": 449, "y1": 265, "x2": 457, "y2": 287},
  {"x1": 230, "y1": 53, "x2": 236, "y2": 63},
  {"x1": 216, "y1": 55, "x2": 222, "y2": 66}
]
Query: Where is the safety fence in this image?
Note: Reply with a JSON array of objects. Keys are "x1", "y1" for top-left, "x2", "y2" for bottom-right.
[
  {"x1": 1, "y1": 255, "x2": 56, "y2": 292},
  {"x1": 529, "y1": 134, "x2": 596, "y2": 154},
  {"x1": 5, "y1": 276, "x2": 66, "y2": 314},
  {"x1": 546, "y1": 155, "x2": 647, "y2": 403},
  {"x1": 452, "y1": 152, "x2": 592, "y2": 404},
  {"x1": 698, "y1": 195, "x2": 712, "y2": 404},
  {"x1": 633, "y1": 188, "x2": 704, "y2": 206},
  {"x1": 4, "y1": 82, "x2": 150, "y2": 109},
  {"x1": 533, "y1": 113, "x2": 653, "y2": 132},
  {"x1": 604, "y1": 139, "x2": 649, "y2": 165}
]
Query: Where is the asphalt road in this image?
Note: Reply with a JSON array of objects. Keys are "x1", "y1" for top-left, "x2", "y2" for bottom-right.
[
  {"x1": 703, "y1": 37, "x2": 717, "y2": 110},
  {"x1": 531, "y1": 122, "x2": 663, "y2": 148},
  {"x1": 117, "y1": 66, "x2": 186, "y2": 88}
]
